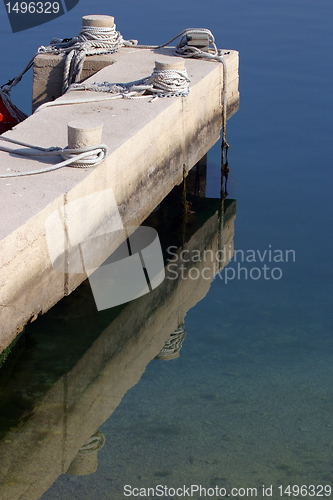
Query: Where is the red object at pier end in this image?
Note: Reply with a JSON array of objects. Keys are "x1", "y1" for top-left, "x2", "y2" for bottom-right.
[{"x1": 0, "y1": 93, "x2": 27, "y2": 134}]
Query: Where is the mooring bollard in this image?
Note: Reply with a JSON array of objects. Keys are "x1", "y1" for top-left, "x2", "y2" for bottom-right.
[
  {"x1": 67, "y1": 120, "x2": 103, "y2": 150},
  {"x1": 154, "y1": 59, "x2": 185, "y2": 72},
  {"x1": 65, "y1": 120, "x2": 106, "y2": 169},
  {"x1": 186, "y1": 32, "x2": 210, "y2": 52},
  {"x1": 81, "y1": 14, "x2": 115, "y2": 28}
]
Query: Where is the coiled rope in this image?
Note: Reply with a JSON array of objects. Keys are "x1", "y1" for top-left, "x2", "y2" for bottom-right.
[
  {"x1": 35, "y1": 28, "x2": 229, "y2": 146},
  {"x1": 33, "y1": 67, "x2": 191, "y2": 113},
  {"x1": 68, "y1": 66, "x2": 190, "y2": 98},
  {"x1": 148, "y1": 67, "x2": 190, "y2": 96},
  {"x1": 38, "y1": 23, "x2": 138, "y2": 93},
  {"x1": 0, "y1": 21, "x2": 137, "y2": 121},
  {"x1": 0, "y1": 135, "x2": 108, "y2": 177},
  {"x1": 0, "y1": 27, "x2": 228, "y2": 177}
]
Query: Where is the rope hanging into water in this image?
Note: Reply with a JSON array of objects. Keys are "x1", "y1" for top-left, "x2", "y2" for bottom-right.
[
  {"x1": 34, "y1": 27, "x2": 227, "y2": 112},
  {"x1": 0, "y1": 55, "x2": 34, "y2": 124},
  {"x1": 0, "y1": 135, "x2": 108, "y2": 177},
  {"x1": 1, "y1": 27, "x2": 227, "y2": 135},
  {"x1": 157, "y1": 28, "x2": 230, "y2": 148},
  {"x1": 0, "y1": 88, "x2": 27, "y2": 123},
  {"x1": 38, "y1": 24, "x2": 138, "y2": 93},
  {"x1": 0, "y1": 27, "x2": 228, "y2": 177},
  {"x1": 1, "y1": 56, "x2": 35, "y2": 97}
]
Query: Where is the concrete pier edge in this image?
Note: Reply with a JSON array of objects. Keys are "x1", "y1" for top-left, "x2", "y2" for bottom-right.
[{"x1": 0, "y1": 45, "x2": 239, "y2": 355}]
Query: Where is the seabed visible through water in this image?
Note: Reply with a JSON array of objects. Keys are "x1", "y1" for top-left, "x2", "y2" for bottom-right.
[{"x1": 0, "y1": 155, "x2": 332, "y2": 500}]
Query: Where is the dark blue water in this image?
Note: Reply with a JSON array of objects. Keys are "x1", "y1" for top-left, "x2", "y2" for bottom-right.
[{"x1": 1, "y1": 0, "x2": 333, "y2": 499}]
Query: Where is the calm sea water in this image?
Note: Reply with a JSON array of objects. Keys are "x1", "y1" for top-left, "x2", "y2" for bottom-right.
[{"x1": 1, "y1": 0, "x2": 333, "y2": 499}]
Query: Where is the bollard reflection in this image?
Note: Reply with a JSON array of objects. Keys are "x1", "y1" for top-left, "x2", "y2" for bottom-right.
[
  {"x1": 66, "y1": 430, "x2": 105, "y2": 476},
  {"x1": 154, "y1": 323, "x2": 187, "y2": 360}
]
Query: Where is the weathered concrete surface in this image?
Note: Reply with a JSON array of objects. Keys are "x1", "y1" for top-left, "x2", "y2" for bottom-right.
[
  {"x1": 0, "y1": 197, "x2": 236, "y2": 500},
  {"x1": 0, "y1": 46, "x2": 239, "y2": 354}
]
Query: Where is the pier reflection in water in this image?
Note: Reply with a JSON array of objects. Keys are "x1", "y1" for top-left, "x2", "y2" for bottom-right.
[{"x1": 0, "y1": 156, "x2": 236, "y2": 500}]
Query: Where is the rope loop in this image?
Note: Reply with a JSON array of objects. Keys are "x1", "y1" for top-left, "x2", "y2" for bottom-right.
[
  {"x1": 61, "y1": 144, "x2": 108, "y2": 168},
  {"x1": 176, "y1": 28, "x2": 218, "y2": 57},
  {"x1": 38, "y1": 23, "x2": 138, "y2": 93},
  {"x1": 0, "y1": 136, "x2": 108, "y2": 177},
  {"x1": 148, "y1": 68, "x2": 190, "y2": 96}
]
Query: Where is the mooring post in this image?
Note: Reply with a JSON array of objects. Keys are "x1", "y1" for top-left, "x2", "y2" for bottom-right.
[
  {"x1": 81, "y1": 14, "x2": 115, "y2": 28},
  {"x1": 67, "y1": 120, "x2": 104, "y2": 151},
  {"x1": 154, "y1": 59, "x2": 185, "y2": 72}
]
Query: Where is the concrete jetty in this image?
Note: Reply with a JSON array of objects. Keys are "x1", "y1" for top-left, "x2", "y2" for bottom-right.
[
  {"x1": 0, "y1": 194, "x2": 236, "y2": 500},
  {"x1": 0, "y1": 43, "x2": 239, "y2": 355}
]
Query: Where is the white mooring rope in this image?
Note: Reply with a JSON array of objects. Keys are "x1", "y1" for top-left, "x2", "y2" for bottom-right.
[
  {"x1": 33, "y1": 67, "x2": 191, "y2": 113},
  {"x1": 34, "y1": 28, "x2": 229, "y2": 145},
  {"x1": 0, "y1": 55, "x2": 34, "y2": 125},
  {"x1": 70, "y1": 66, "x2": 191, "y2": 98},
  {"x1": 148, "y1": 68, "x2": 190, "y2": 96},
  {"x1": 38, "y1": 24, "x2": 138, "y2": 93},
  {"x1": 157, "y1": 28, "x2": 230, "y2": 148},
  {"x1": 0, "y1": 27, "x2": 229, "y2": 177},
  {"x1": 0, "y1": 135, "x2": 108, "y2": 177},
  {"x1": 0, "y1": 88, "x2": 27, "y2": 123},
  {"x1": 0, "y1": 23, "x2": 136, "y2": 124}
]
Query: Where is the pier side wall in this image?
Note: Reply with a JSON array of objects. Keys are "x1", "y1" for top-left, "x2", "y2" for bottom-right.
[{"x1": 0, "y1": 47, "x2": 239, "y2": 354}]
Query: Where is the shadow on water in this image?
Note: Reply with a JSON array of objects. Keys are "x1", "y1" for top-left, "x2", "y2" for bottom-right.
[{"x1": 0, "y1": 155, "x2": 236, "y2": 500}]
